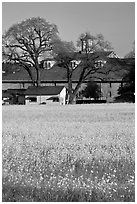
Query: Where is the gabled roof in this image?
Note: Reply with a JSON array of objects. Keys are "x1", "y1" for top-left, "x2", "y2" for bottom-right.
[{"x1": 25, "y1": 86, "x2": 65, "y2": 96}]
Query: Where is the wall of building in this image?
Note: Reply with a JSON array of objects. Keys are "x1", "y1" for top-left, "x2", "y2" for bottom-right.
[
  {"x1": 100, "y1": 82, "x2": 121, "y2": 102},
  {"x1": 59, "y1": 87, "x2": 66, "y2": 105},
  {"x1": 3, "y1": 81, "x2": 121, "y2": 103},
  {"x1": 2, "y1": 83, "x2": 21, "y2": 90},
  {"x1": 2, "y1": 82, "x2": 33, "y2": 90},
  {"x1": 25, "y1": 90, "x2": 66, "y2": 105},
  {"x1": 25, "y1": 95, "x2": 54, "y2": 105}
]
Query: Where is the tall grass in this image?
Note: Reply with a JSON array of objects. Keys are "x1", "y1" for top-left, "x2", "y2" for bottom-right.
[{"x1": 2, "y1": 104, "x2": 135, "y2": 201}]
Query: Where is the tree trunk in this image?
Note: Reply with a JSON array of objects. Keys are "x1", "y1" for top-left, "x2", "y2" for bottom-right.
[
  {"x1": 68, "y1": 94, "x2": 76, "y2": 104},
  {"x1": 22, "y1": 64, "x2": 36, "y2": 86},
  {"x1": 27, "y1": 70, "x2": 36, "y2": 86},
  {"x1": 67, "y1": 77, "x2": 73, "y2": 103},
  {"x1": 68, "y1": 82, "x2": 82, "y2": 104},
  {"x1": 68, "y1": 67, "x2": 86, "y2": 104},
  {"x1": 36, "y1": 68, "x2": 41, "y2": 86},
  {"x1": 35, "y1": 60, "x2": 41, "y2": 86}
]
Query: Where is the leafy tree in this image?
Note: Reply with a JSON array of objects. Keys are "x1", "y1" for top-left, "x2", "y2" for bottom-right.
[
  {"x1": 2, "y1": 17, "x2": 59, "y2": 86},
  {"x1": 56, "y1": 32, "x2": 114, "y2": 104},
  {"x1": 115, "y1": 64, "x2": 135, "y2": 102},
  {"x1": 53, "y1": 40, "x2": 76, "y2": 54},
  {"x1": 82, "y1": 81, "x2": 101, "y2": 100},
  {"x1": 115, "y1": 44, "x2": 135, "y2": 102}
]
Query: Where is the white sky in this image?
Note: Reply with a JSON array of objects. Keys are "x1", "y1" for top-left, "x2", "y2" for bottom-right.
[{"x1": 2, "y1": 1, "x2": 135, "y2": 57}]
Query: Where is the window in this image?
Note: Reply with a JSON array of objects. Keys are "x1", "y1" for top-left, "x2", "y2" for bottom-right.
[
  {"x1": 48, "y1": 62, "x2": 51, "y2": 68},
  {"x1": 71, "y1": 61, "x2": 76, "y2": 69},
  {"x1": 43, "y1": 61, "x2": 47, "y2": 69},
  {"x1": 94, "y1": 60, "x2": 103, "y2": 68},
  {"x1": 43, "y1": 61, "x2": 51, "y2": 69},
  {"x1": 29, "y1": 97, "x2": 37, "y2": 102}
]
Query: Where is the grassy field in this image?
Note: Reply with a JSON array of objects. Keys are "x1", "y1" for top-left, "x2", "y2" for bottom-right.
[{"x1": 2, "y1": 103, "x2": 135, "y2": 202}]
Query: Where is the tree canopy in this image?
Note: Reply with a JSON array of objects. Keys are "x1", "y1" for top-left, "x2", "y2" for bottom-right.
[
  {"x1": 2, "y1": 17, "x2": 59, "y2": 86},
  {"x1": 115, "y1": 64, "x2": 135, "y2": 102},
  {"x1": 53, "y1": 40, "x2": 76, "y2": 54},
  {"x1": 77, "y1": 33, "x2": 113, "y2": 52},
  {"x1": 115, "y1": 42, "x2": 135, "y2": 103},
  {"x1": 82, "y1": 81, "x2": 101, "y2": 100}
]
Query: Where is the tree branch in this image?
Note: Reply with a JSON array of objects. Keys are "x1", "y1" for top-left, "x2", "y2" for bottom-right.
[{"x1": 5, "y1": 44, "x2": 28, "y2": 52}]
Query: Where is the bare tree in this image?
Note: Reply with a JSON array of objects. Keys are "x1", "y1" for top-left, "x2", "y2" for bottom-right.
[
  {"x1": 2, "y1": 17, "x2": 59, "y2": 86},
  {"x1": 56, "y1": 32, "x2": 116, "y2": 104}
]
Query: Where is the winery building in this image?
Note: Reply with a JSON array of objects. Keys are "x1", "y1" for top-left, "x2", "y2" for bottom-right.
[{"x1": 2, "y1": 51, "x2": 134, "y2": 104}]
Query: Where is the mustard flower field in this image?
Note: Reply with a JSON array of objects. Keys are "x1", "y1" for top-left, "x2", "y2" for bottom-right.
[{"x1": 2, "y1": 103, "x2": 135, "y2": 202}]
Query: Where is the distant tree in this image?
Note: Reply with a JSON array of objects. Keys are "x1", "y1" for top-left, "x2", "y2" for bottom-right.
[
  {"x1": 2, "y1": 17, "x2": 59, "y2": 86},
  {"x1": 53, "y1": 40, "x2": 76, "y2": 54},
  {"x1": 56, "y1": 32, "x2": 114, "y2": 104},
  {"x1": 116, "y1": 43, "x2": 135, "y2": 103},
  {"x1": 115, "y1": 63, "x2": 135, "y2": 102},
  {"x1": 124, "y1": 41, "x2": 135, "y2": 58},
  {"x1": 77, "y1": 33, "x2": 113, "y2": 52},
  {"x1": 82, "y1": 81, "x2": 101, "y2": 100}
]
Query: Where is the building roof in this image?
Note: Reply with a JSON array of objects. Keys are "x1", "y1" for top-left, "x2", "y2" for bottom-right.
[
  {"x1": 55, "y1": 51, "x2": 115, "y2": 61},
  {"x1": 2, "y1": 56, "x2": 134, "y2": 83},
  {"x1": 25, "y1": 86, "x2": 65, "y2": 96},
  {"x1": 2, "y1": 65, "x2": 67, "y2": 82},
  {"x1": 2, "y1": 63, "x2": 126, "y2": 82}
]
